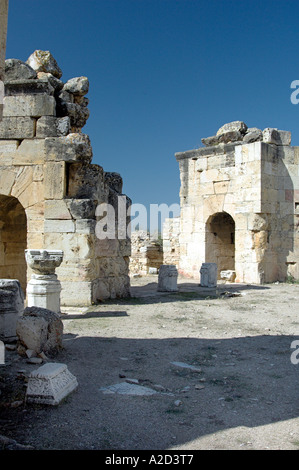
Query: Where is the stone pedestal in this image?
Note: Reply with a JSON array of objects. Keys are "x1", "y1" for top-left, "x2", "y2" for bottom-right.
[
  {"x1": 157, "y1": 265, "x2": 178, "y2": 292},
  {"x1": 25, "y1": 250, "x2": 63, "y2": 314},
  {"x1": 0, "y1": 279, "x2": 24, "y2": 340},
  {"x1": 26, "y1": 362, "x2": 78, "y2": 405},
  {"x1": 200, "y1": 263, "x2": 217, "y2": 288}
]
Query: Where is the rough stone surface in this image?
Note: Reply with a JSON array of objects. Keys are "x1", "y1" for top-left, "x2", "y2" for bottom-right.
[
  {"x1": 4, "y1": 59, "x2": 37, "y2": 81},
  {"x1": 157, "y1": 265, "x2": 178, "y2": 292},
  {"x1": 0, "y1": 279, "x2": 24, "y2": 340},
  {"x1": 63, "y1": 77, "x2": 89, "y2": 96},
  {"x1": 0, "y1": 50, "x2": 131, "y2": 307},
  {"x1": 216, "y1": 121, "x2": 248, "y2": 136},
  {"x1": 200, "y1": 263, "x2": 218, "y2": 288},
  {"x1": 175, "y1": 121, "x2": 299, "y2": 284},
  {"x1": 26, "y1": 50, "x2": 62, "y2": 79},
  {"x1": 17, "y1": 306, "x2": 63, "y2": 356}
]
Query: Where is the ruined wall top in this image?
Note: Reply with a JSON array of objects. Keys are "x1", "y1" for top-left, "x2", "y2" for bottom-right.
[
  {"x1": 3, "y1": 49, "x2": 90, "y2": 135},
  {"x1": 176, "y1": 120, "x2": 292, "y2": 161}
]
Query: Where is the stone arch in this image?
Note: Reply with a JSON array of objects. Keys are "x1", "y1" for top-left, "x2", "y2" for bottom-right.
[
  {"x1": 205, "y1": 211, "x2": 235, "y2": 278},
  {"x1": 0, "y1": 194, "x2": 27, "y2": 292}
]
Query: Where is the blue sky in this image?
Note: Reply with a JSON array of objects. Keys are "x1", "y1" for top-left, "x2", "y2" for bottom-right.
[{"x1": 5, "y1": 0, "x2": 299, "y2": 230}]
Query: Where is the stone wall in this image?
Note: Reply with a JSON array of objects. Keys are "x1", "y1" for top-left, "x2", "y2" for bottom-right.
[
  {"x1": 175, "y1": 121, "x2": 299, "y2": 284},
  {"x1": 162, "y1": 217, "x2": 180, "y2": 267},
  {"x1": 0, "y1": 0, "x2": 8, "y2": 120},
  {"x1": 0, "y1": 50, "x2": 131, "y2": 305},
  {"x1": 129, "y1": 230, "x2": 163, "y2": 276}
]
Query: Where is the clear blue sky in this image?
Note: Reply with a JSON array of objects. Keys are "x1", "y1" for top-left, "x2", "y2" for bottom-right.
[{"x1": 5, "y1": 0, "x2": 299, "y2": 230}]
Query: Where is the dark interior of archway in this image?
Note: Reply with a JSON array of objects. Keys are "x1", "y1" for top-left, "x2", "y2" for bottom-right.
[
  {"x1": 0, "y1": 195, "x2": 27, "y2": 292},
  {"x1": 206, "y1": 212, "x2": 235, "y2": 278}
]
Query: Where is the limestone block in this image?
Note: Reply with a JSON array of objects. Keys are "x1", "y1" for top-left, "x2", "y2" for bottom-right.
[
  {"x1": 18, "y1": 182, "x2": 44, "y2": 209},
  {"x1": 3, "y1": 94, "x2": 56, "y2": 117},
  {"x1": 26, "y1": 50, "x2": 62, "y2": 79},
  {"x1": 0, "y1": 168, "x2": 16, "y2": 194},
  {"x1": 243, "y1": 127, "x2": 263, "y2": 143},
  {"x1": 0, "y1": 279, "x2": 24, "y2": 340},
  {"x1": 36, "y1": 116, "x2": 58, "y2": 138},
  {"x1": 263, "y1": 128, "x2": 291, "y2": 146},
  {"x1": 44, "y1": 161, "x2": 66, "y2": 200},
  {"x1": 17, "y1": 306, "x2": 63, "y2": 356},
  {"x1": 45, "y1": 200, "x2": 71, "y2": 220},
  {"x1": 13, "y1": 138, "x2": 45, "y2": 165},
  {"x1": 26, "y1": 363, "x2": 78, "y2": 405},
  {"x1": 36, "y1": 116, "x2": 71, "y2": 138},
  {"x1": 75, "y1": 219, "x2": 96, "y2": 234},
  {"x1": 44, "y1": 133, "x2": 93, "y2": 163},
  {"x1": 44, "y1": 233, "x2": 94, "y2": 261},
  {"x1": 157, "y1": 265, "x2": 178, "y2": 292},
  {"x1": 11, "y1": 166, "x2": 33, "y2": 199},
  {"x1": 44, "y1": 219, "x2": 75, "y2": 233},
  {"x1": 60, "y1": 280, "x2": 93, "y2": 306},
  {"x1": 66, "y1": 199, "x2": 97, "y2": 219},
  {"x1": 0, "y1": 140, "x2": 19, "y2": 165},
  {"x1": 220, "y1": 270, "x2": 236, "y2": 281},
  {"x1": 200, "y1": 263, "x2": 217, "y2": 287},
  {"x1": 216, "y1": 121, "x2": 248, "y2": 136},
  {"x1": 5, "y1": 58, "x2": 37, "y2": 81},
  {"x1": 0, "y1": 116, "x2": 35, "y2": 139},
  {"x1": 4, "y1": 78, "x2": 54, "y2": 96},
  {"x1": 63, "y1": 76, "x2": 89, "y2": 96},
  {"x1": 37, "y1": 72, "x2": 64, "y2": 93},
  {"x1": 16, "y1": 315, "x2": 48, "y2": 353}
]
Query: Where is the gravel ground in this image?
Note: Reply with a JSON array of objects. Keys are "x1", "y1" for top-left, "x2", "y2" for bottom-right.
[{"x1": 1, "y1": 276, "x2": 299, "y2": 451}]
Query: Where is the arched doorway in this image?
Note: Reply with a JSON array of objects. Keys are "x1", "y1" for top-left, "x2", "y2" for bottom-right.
[
  {"x1": 0, "y1": 195, "x2": 27, "y2": 292},
  {"x1": 206, "y1": 211, "x2": 235, "y2": 278}
]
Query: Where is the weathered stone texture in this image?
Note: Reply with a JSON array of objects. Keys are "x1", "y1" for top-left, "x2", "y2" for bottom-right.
[
  {"x1": 0, "y1": 50, "x2": 131, "y2": 306},
  {"x1": 175, "y1": 121, "x2": 299, "y2": 284}
]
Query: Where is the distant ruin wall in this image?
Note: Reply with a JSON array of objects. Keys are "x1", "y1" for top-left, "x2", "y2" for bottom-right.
[
  {"x1": 129, "y1": 230, "x2": 163, "y2": 276},
  {"x1": 162, "y1": 217, "x2": 180, "y2": 267},
  {"x1": 0, "y1": 50, "x2": 131, "y2": 306}
]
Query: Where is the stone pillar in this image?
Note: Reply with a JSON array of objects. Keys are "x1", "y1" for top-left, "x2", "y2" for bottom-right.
[
  {"x1": 25, "y1": 249, "x2": 63, "y2": 314},
  {"x1": 200, "y1": 263, "x2": 217, "y2": 288},
  {"x1": 157, "y1": 264, "x2": 178, "y2": 292},
  {"x1": 0, "y1": 0, "x2": 9, "y2": 120},
  {"x1": 0, "y1": 279, "x2": 24, "y2": 340}
]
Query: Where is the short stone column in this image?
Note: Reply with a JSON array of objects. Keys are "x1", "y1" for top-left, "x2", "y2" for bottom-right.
[
  {"x1": 157, "y1": 265, "x2": 178, "y2": 292},
  {"x1": 25, "y1": 250, "x2": 63, "y2": 314},
  {"x1": 0, "y1": 279, "x2": 24, "y2": 340},
  {"x1": 200, "y1": 263, "x2": 217, "y2": 288}
]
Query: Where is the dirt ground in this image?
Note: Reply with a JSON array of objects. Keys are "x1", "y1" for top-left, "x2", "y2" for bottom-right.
[{"x1": 1, "y1": 275, "x2": 299, "y2": 451}]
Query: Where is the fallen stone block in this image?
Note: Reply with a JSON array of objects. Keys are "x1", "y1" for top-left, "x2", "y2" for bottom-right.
[
  {"x1": 220, "y1": 270, "x2": 236, "y2": 282},
  {"x1": 26, "y1": 363, "x2": 78, "y2": 405},
  {"x1": 16, "y1": 306, "x2": 63, "y2": 357}
]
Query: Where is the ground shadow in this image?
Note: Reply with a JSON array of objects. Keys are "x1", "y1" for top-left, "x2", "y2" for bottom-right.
[{"x1": 4, "y1": 332, "x2": 298, "y2": 450}]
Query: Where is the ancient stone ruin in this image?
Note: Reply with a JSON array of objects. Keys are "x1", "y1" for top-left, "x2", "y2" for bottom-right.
[
  {"x1": 173, "y1": 120, "x2": 299, "y2": 284},
  {"x1": 129, "y1": 230, "x2": 163, "y2": 276},
  {"x1": 0, "y1": 50, "x2": 131, "y2": 306}
]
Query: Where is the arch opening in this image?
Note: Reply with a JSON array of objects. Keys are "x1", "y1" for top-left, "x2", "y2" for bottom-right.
[
  {"x1": 205, "y1": 211, "x2": 235, "y2": 278},
  {"x1": 0, "y1": 195, "x2": 27, "y2": 292}
]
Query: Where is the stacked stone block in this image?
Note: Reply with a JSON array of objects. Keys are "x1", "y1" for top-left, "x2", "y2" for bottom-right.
[
  {"x1": 129, "y1": 231, "x2": 163, "y2": 276},
  {"x1": 175, "y1": 121, "x2": 299, "y2": 284},
  {"x1": 0, "y1": 50, "x2": 131, "y2": 305}
]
